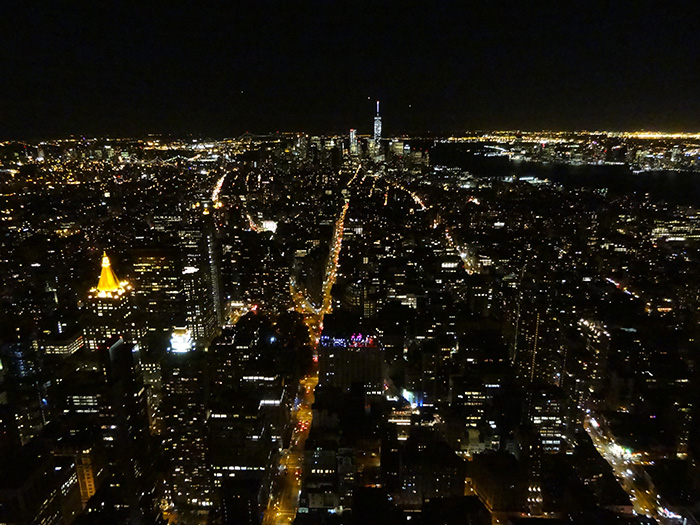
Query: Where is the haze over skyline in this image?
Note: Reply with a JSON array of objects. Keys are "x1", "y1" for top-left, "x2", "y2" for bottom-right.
[{"x1": 3, "y1": 1, "x2": 700, "y2": 139}]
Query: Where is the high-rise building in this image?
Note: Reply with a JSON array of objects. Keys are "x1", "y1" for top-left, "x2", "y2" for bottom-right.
[
  {"x1": 373, "y1": 101, "x2": 382, "y2": 144},
  {"x1": 318, "y1": 333, "x2": 384, "y2": 398},
  {"x1": 162, "y1": 350, "x2": 212, "y2": 512},
  {"x1": 132, "y1": 246, "x2": 182, "y2": 334},
  {"x1": 100, "y1": 337, "x2": 153, "y2": 522},
  {"x1": 53, "y1": 336, "x2": 155, "y2": 522},
  {"x1": 0, "y1": 335, "x2": 46, "y2": 444},
  {"x1": 179, "y1": 203, "x2": 223, "y2": 346},
  {"x1": 509, "y1": 290, "x2": 563, "y2": 387},
  {"x1": 349, "y1": 129, "x2": 358, "y2": 156},
  {"x1": 526, "y1": 387, "x2": 569, "y2": 453},
  {"x1": 83, "y1": 252, "x2": 137, "y2": 351},
  {"x1": 398, "y1": 437, "x2": 467, "y2": 509},
  {"x1": 0, "y1": 442, "x2": 82, "y2": 524},
  {"x1": 53, "y1": 445, "x2": 103, "y2": 507}
]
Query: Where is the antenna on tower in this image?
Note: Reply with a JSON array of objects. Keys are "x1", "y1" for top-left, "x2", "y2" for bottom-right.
[{"x1": 376, "y1": 100, "x2": 380, "y2": 115}]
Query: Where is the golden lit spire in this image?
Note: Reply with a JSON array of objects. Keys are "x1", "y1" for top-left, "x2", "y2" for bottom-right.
[
  {"x1": 97, "y1": 252, "x2": 121, "y2": 292},
  {"x1": 88, "y1": 251, "x2": 130, "y2": 299}
]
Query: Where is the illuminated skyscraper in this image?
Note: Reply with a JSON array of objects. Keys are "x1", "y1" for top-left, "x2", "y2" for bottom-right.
[
  {"x1": 373, "y1": 101, "x2": 382, "y2": 144},
  {"x1": 84, "y1": 252, "x2": 137, "y2": 351},
  {"x1": 162, "y1": 350, "x2": 212, "y2": 512},
  {"x1": 132, "y1": 246, "x2": 181, "y2": 334},
  {"x1": 179, "y1": 202, "x2": 223, "y2": 346},
  {"x1": 349, "y1": 128, "x2": 358, "y2": 156}
]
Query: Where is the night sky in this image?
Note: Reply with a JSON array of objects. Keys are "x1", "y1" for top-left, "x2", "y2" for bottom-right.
[{"x1": 2, "y1": 1, "x2": 700, "y2": 139}]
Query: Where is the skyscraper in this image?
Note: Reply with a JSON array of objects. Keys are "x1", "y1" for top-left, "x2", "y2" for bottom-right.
[
  {"x1": 373, "y1": 101, "x2": 382, "y2": 144},
  {"x1": 162, "y1": 350, "x2": 212, "y2": 512},
  {"x1": 349, "y1": 128, "x2": 358, "y2": 156},
  {"x1": 132, "y1": 246, "x2": 181, "y2": 334},
  {"x1": 84, "y1": 252, "x2": 137, "y2": 351},
  {"x1": 178, "y1": 202, "x2": 222, "y2": 346},
  {"x1": 0, "y1": 335, "x2": 45, "y2": 445}
]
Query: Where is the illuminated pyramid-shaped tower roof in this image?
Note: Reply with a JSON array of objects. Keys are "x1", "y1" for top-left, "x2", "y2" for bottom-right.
[
  {"x1": 90, "y1": 251, "x2": 130, "y2": 298},
  {"x1": 97, "y1": 252, "x2": 121, "y2": 292}
]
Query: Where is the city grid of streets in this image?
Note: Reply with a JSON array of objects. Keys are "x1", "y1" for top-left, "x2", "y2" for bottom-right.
[
  {"x1": 171, "y1": 148, "x2": 700, "y2": 524},
  {"x1": 2, "y1": 131, "x2": 700, "y2": 523}
]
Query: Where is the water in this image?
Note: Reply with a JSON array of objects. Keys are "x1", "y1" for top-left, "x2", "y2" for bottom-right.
[{"x1": 430, "y1": 143, "x2": 700, "y2": 206}]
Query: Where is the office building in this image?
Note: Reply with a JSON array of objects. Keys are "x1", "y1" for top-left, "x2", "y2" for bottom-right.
[
  {"x1": 83, "y1": 252, "x2": 137, "y2": 351},
  {"x1": 318, "y1": 333, "x2": 384, "y2": 398},
  {"x1": 349, "y1": 128, "x2": 358, "y2": 156}
]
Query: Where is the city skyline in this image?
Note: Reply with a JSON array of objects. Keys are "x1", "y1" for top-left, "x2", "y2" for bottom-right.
[
  {"x1": 2, "y1": 125, "x2": 700, "y2": 523},
  {"x1": 2, "y1": 3, "x2": 700, "y2": 524}
]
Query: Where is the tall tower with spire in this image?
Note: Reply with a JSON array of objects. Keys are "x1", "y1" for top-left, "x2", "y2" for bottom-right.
[
  {"x1": 373, "y1": 100, "x2": 382, "y2": 144},
  {"x1": 84, "y1": 252, "x2": 138, "y2": 351}
]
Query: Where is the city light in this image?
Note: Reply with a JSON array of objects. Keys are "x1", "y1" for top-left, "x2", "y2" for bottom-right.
[
  {"x1": 3, "y1": 75, "x2": 699, "y2": 525},
  {"x1": 169, "y1": 327, "x2": 194, "y2": 353}
]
